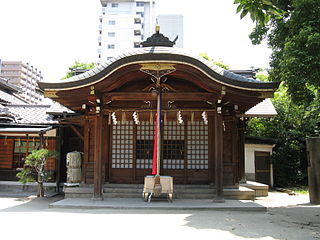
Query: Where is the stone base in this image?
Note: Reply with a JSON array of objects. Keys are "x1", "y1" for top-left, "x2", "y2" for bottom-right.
[
  {"x1": 64, "y1": 184, "x2": 256, "y2": 200},
  {"x1": 241, "y1": 181, "x2": 269, "y2": 197}
]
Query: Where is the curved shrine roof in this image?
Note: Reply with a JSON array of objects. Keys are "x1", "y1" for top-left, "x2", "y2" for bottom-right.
[{"x1": 39, "y1": 47, "x2": 279, "y2": 92}]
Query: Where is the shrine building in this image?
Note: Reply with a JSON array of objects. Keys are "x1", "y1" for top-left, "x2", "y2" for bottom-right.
[{"x1": 39, "y1": 29, "x2": 279, "y2": 200}]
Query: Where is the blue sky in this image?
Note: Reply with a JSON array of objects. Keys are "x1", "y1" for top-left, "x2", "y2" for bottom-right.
[{"x1": 0, "y1": 0, "x2": 271, "y2": 81}]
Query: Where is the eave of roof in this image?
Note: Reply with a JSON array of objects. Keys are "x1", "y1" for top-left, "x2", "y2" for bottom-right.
[
  {"x1": 0, "y1": 77, "x2": 21, "y2": 92},
  {"x1": 245, "y1": 136, "x2": 276, "y2": 145},
  {"x1": 239, "y1": 98, "x2": 277, "y2": 118},
  {"x1": 0, "y1": 126, "x2": 53, "y2": 134},
  {"x1": 39, "y1": 47, "x2": 280, "y2": 92}
]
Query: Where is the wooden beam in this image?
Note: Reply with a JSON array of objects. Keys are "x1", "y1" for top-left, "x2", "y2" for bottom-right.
[
  {"x1": 104, "y1": 92, "x2": 216, "y2": 102},
  {"x1": 68, "y1": 124, "x2": 84, "y2": 142}
]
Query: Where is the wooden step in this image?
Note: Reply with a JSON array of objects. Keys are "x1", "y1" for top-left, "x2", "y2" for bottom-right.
[{"x1": 64, "y1": 184, "x2": 255, "y2": 200}]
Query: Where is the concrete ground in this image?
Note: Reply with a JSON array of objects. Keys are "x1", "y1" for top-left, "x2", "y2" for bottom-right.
[{"x1": 0, "y1": 191, "x2": 319, "y2": 240}]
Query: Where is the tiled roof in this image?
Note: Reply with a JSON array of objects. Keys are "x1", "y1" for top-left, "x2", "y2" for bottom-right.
[
  {"x1": 39, "y1": 47, "x2": 280, "y2": 91},
  {"x1": 46, "y1": 101, "x2": 74, "y2": 115},
  {"x1": 6, "y1": 105, "x2": 58, "y2": 124},
  {"x1": 80, "y1": 47, "x2": 263, "y2": 84},
  {"x1": 0, "y1": 89, "x2": 27, "y2": 105},
  {"x1": 244, "y1": 99, "x2": 277, "y2": 117},
  {"x1": 0, "y1": 77, "x2": 21, "y2": 92}
]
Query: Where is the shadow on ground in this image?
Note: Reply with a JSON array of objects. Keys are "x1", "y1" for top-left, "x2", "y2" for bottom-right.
[{"x1": 0, "y1": 193, "x2": 319, "y2": 240}]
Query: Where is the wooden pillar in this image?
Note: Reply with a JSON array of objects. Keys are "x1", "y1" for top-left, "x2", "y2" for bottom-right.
[
  {"x1": 39, "y1": 131, "x2": 45, "y2": 149},
  {"x1": 93, "y1": 114, "x2": 103, "y2": 200},
  {"x1": 238, "y1": 119, "x2": 246, "y2": 183},
  {"x1": 82, "y1": 118, "x2": 90, "y2": 183},
  {"x1": 231, "y1": 118, "x2": 239, "y2": 185},
  {"x1": 214, "y1": 111, "x2": 225, "y2": 202},
  {"x1": 104, "y1": 115, "x2": 110, "y2": 183},
  {"x1": 208, "y1": 113, "x2": 214, "y2": 185}
]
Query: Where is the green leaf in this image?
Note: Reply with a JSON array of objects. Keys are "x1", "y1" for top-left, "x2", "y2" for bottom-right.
[
  {"x1": 262, "y1": 0, "x2": 273, "y2": 6},
  {"x1": 240, "y1": 9, "x2": 249, "y2": 19},
  {"x1": 236, "y1": 4, "x2": 243, "y2": 13}
]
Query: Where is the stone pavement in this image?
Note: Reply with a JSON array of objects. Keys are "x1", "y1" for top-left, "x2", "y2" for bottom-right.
[
  {"x1": 0, "y1": 191, "x2": 319, "y2": 240},
  {"x1": 48, "y1": 190, "x2": 316, "y2": 211},
  {"x1": 49, "y1": 197, "x2": 267, "y2": 211}
]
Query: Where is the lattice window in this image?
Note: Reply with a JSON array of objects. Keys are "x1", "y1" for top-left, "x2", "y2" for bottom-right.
[
  {"x1": 111, "y1": 121, "x2": 134, "y2": 168},
  {"x1": 13, "y1": 139, "x2": 40, "y2": 168},
  {"x1": 136, "y1": 121, "x2": 154, "y2": 169},
  {"x1": 163, "y1": 121, "x2": 185, "y2": 169},
  {"x1": 187, "y1": 121, "x2": 208, "y2": 169}
]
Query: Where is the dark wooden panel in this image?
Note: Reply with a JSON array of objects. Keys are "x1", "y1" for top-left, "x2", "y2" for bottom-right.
[
  {"x1": 46, "y1": 139, "x2": 57, "y2": 171},
  {"x1": 110, "y1": 169, "x2": 134, "y2": 183},
  {"x1": 0, "y1": 169, "x2": 19, "y2": 181},
  {"x1": 84, "y1": 162, "x2": 94, "y2": 184},
  {"x1": 255, "y1": 151, "x2": 271, "y2": 185},
  {"x1": 0, "y1": 138, "x2": 14, "y2": 169},
  {"x1": 223, "y1": 164, "x2": 236, "y2": 186}
]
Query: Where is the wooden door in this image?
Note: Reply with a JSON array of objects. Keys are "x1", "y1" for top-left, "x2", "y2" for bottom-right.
[
  {"x1": 109, "y1": 120, "x2": 209, "y2": 184},
  {"x1": 254, "y1": 151, "x2": 271, "y2": 185}
]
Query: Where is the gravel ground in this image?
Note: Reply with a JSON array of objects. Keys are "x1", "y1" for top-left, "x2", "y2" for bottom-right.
[{"x1": 0, "y1": 191, "x2": 319, "y2": 240}]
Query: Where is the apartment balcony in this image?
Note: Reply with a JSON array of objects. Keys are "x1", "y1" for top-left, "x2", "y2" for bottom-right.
[
  {"x1": 134, "y1": 24, "x2": 142, "y2": 31},
  {"x1": 1, "y1": 66, "x2": 21, "y2": 71},
  {"x1": 0, "y1": 72, "x2": 22, "y2": 78}
]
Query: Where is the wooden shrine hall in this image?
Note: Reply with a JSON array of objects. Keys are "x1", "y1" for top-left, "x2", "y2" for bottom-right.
[{"x1": 39, "y1": 29, "x2": 279, "y2": 200}]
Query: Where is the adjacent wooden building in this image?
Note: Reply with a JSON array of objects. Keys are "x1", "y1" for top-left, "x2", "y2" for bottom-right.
[
  {"x1": 39, "y1": 31, "x2": 279, "y2": 199},
  {"x1": 0, "y1": 77, "x2": 59, "y2": 181}
]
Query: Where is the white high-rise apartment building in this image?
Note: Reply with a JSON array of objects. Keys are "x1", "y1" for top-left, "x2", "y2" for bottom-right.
[
  {"x1": 0, "y1": 60, "x2": 43, "y2": 104},
  {"x1": 157, "y1": 14, "x2": 184, "y2": 48},
  {"x1": 98, "y1": 0, "x2": 156, "y2": 61}
]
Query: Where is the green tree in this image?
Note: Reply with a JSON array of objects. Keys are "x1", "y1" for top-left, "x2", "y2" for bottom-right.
[
  {"x1": 234, "y1": 0, "x2": 284, "y2": 26},
  {"x1": 17, "y1": 149, "x2": 57, "y2": 197},
  {"x1": 199, "y1": 53, "x2": 230, "y2": 70},
  {"x1": 62, "y1": 61, "x2": 96, "y2": 79},
  {"x1": 247, "y1": 84, "x2": 320, "y2": 186},
  {"x1": 234, "y1": 0, "x2": 320, "y2": 105},
  {"x1": 235, "y1": 0, "x2": 320, "y2": 186}
]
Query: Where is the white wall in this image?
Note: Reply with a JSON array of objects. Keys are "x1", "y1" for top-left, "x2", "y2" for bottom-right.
[{"x1": 245, "y1": 143, "x2": 274, "y2": 185}]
